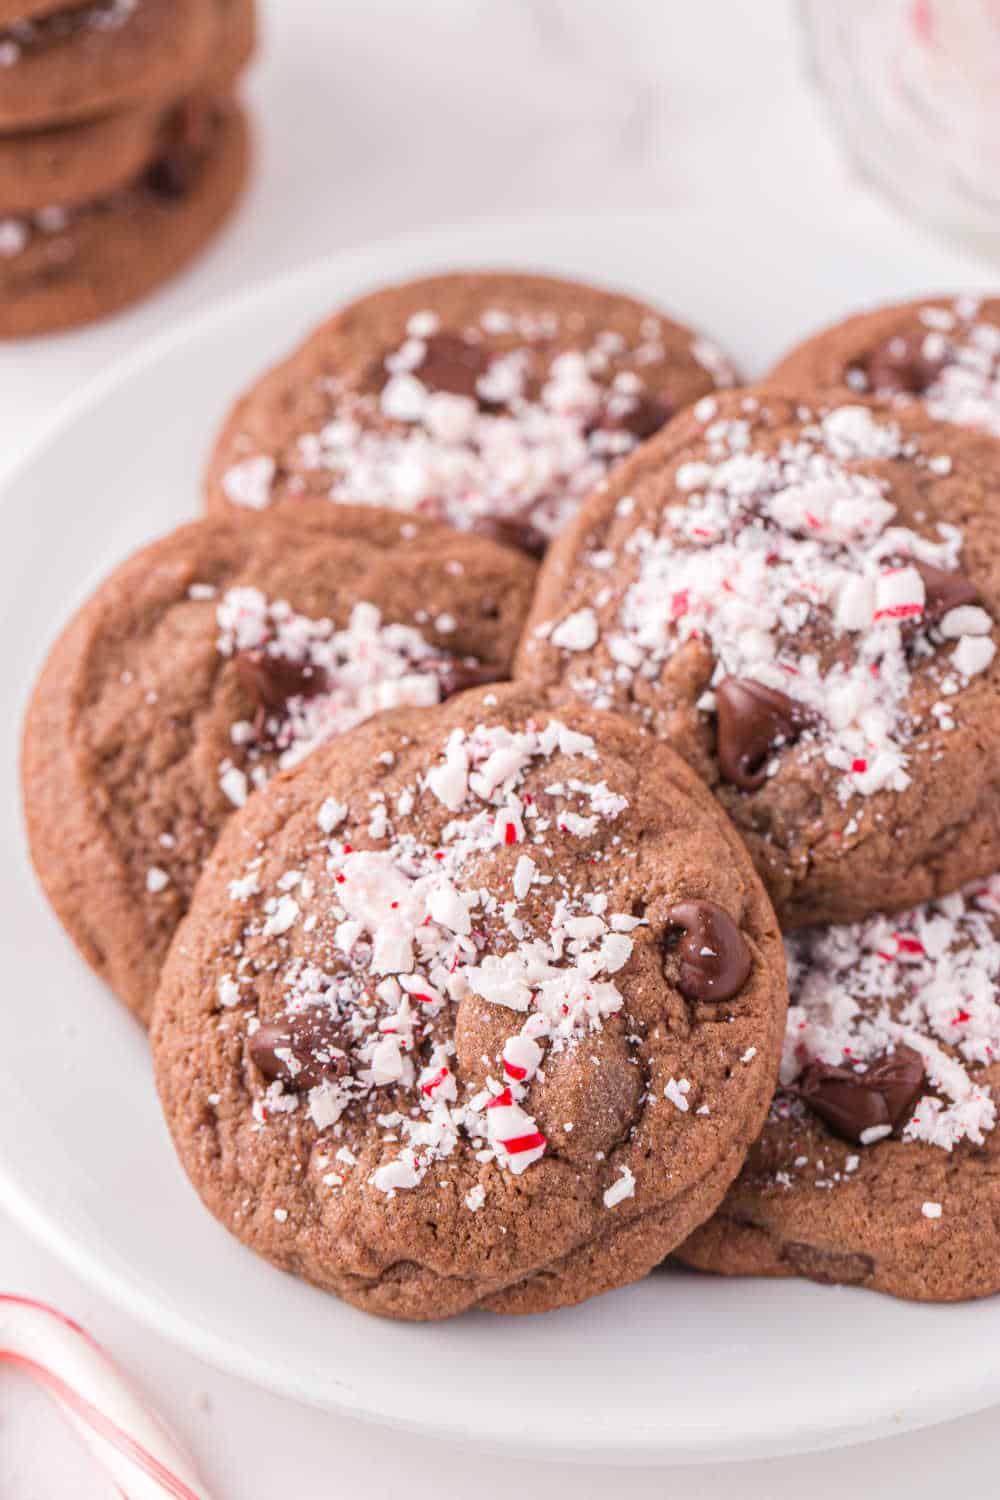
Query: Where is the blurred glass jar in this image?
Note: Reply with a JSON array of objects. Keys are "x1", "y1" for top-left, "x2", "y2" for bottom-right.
[{"x1": 802, "y1": 0, "x2": 1000, "y2": 252}]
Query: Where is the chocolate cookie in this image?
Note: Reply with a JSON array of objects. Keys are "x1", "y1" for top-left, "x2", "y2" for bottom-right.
[
  {"x1": 677, "y1": 874, "x2": 1000, "y2": 1301},
  {"x1": 203, "y1": 271, "x2": 737, "y2": 554},
  {"x1": 0, "y1": 96, "x2": 247, "y2": 336},
  {"x1": 150, "y1": 684, "x2": 786, "y2": 1320},
  {"x1": 22, "y1": 507, "x2": 536, "y2": 1021},
  {"x1": 769, "y1": 295, "x2": 1000, "y2": 437},
  {"x1": 0, "y1": 0, "x2": 219, "y2": 131},
  {"x1": 517, "y1": 389, "x2": 1000, "y2": 928}
]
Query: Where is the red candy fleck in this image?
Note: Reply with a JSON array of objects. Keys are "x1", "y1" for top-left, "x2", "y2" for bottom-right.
[
  {"x1": 504, "y1": 822, "x2": 517, "y2": 845},
  {"x1": 873, "y1": 604, "x2": 922, "y2": 621},
  {"x1": 335, "y1": 873, "x2": 346, "y2": 884},
  {"x1": 503, "y1": 1059, "x2": 528, "y2": 1081},
  {"x1": 501, "y1": 1132, "x2": 546, "y2": 1155},
  {"x1": 421, "y1": 1067, "x2": 450, "y2": 1096},
  {"x1": 953, "y1": 1009, "x2": 971, "y2": 1025},
  {"x1": 895, "y1": 935, "x2": 925, "y2": 955},
  {"x1": 851, "y1": 758, "x2": 868, "y2": 773}
]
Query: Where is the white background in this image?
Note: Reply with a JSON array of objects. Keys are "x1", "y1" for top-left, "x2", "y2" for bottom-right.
[{"x1": 2, "y1": 1, "x2": 998, "y2": 1494}]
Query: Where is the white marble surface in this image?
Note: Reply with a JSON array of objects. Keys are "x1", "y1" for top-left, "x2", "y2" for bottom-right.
[{"x1": 2, "y1": 1, "x2": 998, "y2": 1493}]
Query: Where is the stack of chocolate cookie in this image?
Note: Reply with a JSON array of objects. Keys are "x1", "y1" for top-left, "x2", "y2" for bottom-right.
[
  {"x1": 23, "y1": 274, "x2": 1000, "y2": 1318},
  {"x1": 0, "y1": 0, "x2": 254, "y2": 336}
]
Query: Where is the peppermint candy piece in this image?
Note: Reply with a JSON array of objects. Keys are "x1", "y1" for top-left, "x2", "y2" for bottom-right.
[{"x1": 0, "y1": 1294, "x2": 210, "y2": 1498}]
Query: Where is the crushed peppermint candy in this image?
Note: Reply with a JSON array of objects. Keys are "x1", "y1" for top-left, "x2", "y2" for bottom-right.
[
  {"x1": 225, "y1": 714, "x2": 660, "y2": 1204},
  {"x1": 603, "y1": 1164, "x2": 636, "y2": 1208},
  {"x1": 213, "y1": 591, "x2": 467, "y2": 802},
  {"x1": 540, "y1": 399, "x2": 996, "y2": 805},
  {"x1": 847, "y1": 298, "x2": 1000, "y2": 438},
  {"x1": 779, "y1": 874, "x2": 1000, "y2": 1154},
  {"x1": 221, "y1": 298, "x2": 735, "y2": 543}
]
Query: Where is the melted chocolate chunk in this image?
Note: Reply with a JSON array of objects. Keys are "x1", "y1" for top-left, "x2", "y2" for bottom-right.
[
  {"x1": 715, "y1": 677, "x2": 813, "y2": 791},
  {"x1": 236, "y1": 650, "x2": 329, "y2": 720},
  {"x1": 414, "y1": 333, "x2": 491, "y2": 401},
  {"x1": 865, "y1": 333, "x2": 947, "y2": 396},
  {"x1": 795, "y1": 1044, "x2": 925, "y2": 1144},
  {"x1": 910, "y1": 558, "x2": 979, "y2": 624},
  {"x1": 249, "y1": 1010, "x2": 349, "y2": 1091},
  {"x1": 662, "y1": 899, "x2": 752, "y2": 1002},
  {"x1": 145, "y1": 148, "x2": 199, "y2": 200}
]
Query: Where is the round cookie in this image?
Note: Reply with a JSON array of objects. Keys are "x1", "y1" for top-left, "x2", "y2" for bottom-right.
[
  {"x1": 0, "y1": 0, "x2": 219, "y2": 131},
  {"x1": 769, "y1": 295, "x2": 1000, "y2": 438},
  {"x1": 517, "y1": 389, "x2": 1000, "y2": 928},
  {"x1": 151, "y1": 684, "x2": 786, "y2": 1321},
  {"x1": 677, "y1": 874, "x2": 1000, "y2": 1301},
  {"x1": 22, "y1": 507, "x2": 537, "y2": 1022},
  {"x1": 204, "y1": 271, "x2": 737, "y2": 554},
  {"x1": 0, "y1": 96, "x2": 248, "y2": 336}
]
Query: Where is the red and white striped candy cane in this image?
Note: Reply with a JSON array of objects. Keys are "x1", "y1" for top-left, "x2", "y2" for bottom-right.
[{"x1": 0, "y1": 1294, "x2": 211, "y2": 1499}]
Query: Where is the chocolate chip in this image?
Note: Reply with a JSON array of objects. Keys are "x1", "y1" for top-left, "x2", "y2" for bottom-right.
[
  {"x1": 424, "y1": 658, "x2": 505, "y2": 700},
  {"x1": 145, "y1": 148, "x2": 200, "y2": 200},
  {"x1": 795, "y1": 1044, "x2": 925, "y2": 1144},
  {"x1": 865, "y1": 334, "x2": 946, "y2": 396},
  {"x1": 144, "y1": 102, "x2": 215, "y2": 199},
  {"x1": 909, "y1": 558, "x2": 979, "y2": 624},
  {"x1": 662, "y1": 899, "x2": 752, "y2": 1002},
  {"x1": 236, "y1": 651, "x2": 328, "y2": 718},
  {"x1": 249, "y1": 1010, "x2": 349, "y2": 1091},
  {"x1": 414, "y1": 333, "x2": 491, "y2": 400},
  {"x1": 715, "y1": 677, "x2": 813, "y2": 790},
  {"x1": 589, "y1": 392, "x2": 672, "y2": 443}
]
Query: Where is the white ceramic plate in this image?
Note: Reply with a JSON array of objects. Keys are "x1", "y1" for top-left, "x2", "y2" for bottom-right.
[{"x1": 4, "y1": 216, "x2": 1000, "y2": 1466}]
